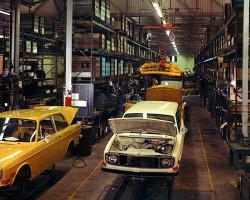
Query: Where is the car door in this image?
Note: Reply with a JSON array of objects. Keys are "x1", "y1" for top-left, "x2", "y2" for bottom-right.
[
  {"x1": 36, "y1": 116, "x2": 62, "y2": 173},
  {"x1": 51, "y1": 114, "x2": 70, "y2": 157}
]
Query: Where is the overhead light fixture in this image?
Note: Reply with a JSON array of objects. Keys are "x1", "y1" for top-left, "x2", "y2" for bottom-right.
[
  {"x1": 152, "y1": 2, "x2": 163, "y2": 18},
  {"x1": 165, "y1": 30, "x2": 170, "y2": 36},
  {"x1": 162, "y1": 19, "x2": 166, "y2": 27},
  {"x1": 0, "y1": 10, "x2": 10, "y2": 16}
]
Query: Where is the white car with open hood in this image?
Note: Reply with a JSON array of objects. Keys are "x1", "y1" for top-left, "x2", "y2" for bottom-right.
[{"x1": 102, "y1": 101, "x2": 187, "y2": 176}]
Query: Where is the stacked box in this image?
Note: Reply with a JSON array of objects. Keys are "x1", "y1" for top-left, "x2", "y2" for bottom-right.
[
  {"x1": 101, "y1": 57, "x2": 106, "y2": 77},
  {"x1": 72, "y1": 55, "x2": 92, "y2": 78},
  {"x1": 39, "y1": 16, "x2": 45, "y2": 35},
  {"x1": 106, "y1": 0, "x2": 111, "y2": 24},
  {"x1": 111, "y1": 13, "x2": 126, "y2": 31},
  {"x1": 110, "y1": 58, "x2": 115, "y2": 76},
  {"x1": 120, "y1": 36, "x2": 124, "y2": 53},
  {"x1": 32, "y1": 42, "x2": 37, "y2": 54},
  {"x1": 94, "y1": 56, "x2": 101, "y2": 78},
  {"x1": 124, "y1": 38, "x2": 128, "y2": 54},
  {"x1": 106, "y1": 58, "x2": 110, "y2": 76},
  {"x1": 72, "y1": 56, "x2": 103, "y2": 79},
  {"x1": 73, "y1": 0, "x2": 100, "y2": 18},
  {"x1": 114, "y1": 58, "x2": 118, "y2": 75},
  {"x1": 124, "y1": 62, "x2": 130, "y2": 74},
  {"x1": 100, "y1": 0, "x2": 106, "y2": 21},
  {"x1": 126, "y1": 20, "x2": 130, "y2": 36},
  {"x1": 111, "y1": 37, "x2": 115, "y2": 52},
  {"x1": 134, "y1": 26, "x2": 139, "y2": 41},
  {"x1": 73, "y1": 33, "x2": 105, "y2": 50},
  {"x1": 44, "y1": 18, "x2": 57, "y2": 38},
  {"x1": 119, "y1": 59, "x2": 124, "y2": 75},
  {"x1": 25, "y1": 40, "x2": 32, "y2": 53},
  {"x1": 5, "y1": 41, "x2": 9, "y2": 52},
  {"x1": 106, "y1": 40, "x2": 110, "y2": 52},
  {"x1": 20, "y1": 13, "x2": 40, "y2": 34}
]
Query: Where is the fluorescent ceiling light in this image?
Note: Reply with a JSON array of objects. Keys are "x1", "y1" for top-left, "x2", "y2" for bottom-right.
[
  {"x1": 165, "y1": 30, "x2": 170, "y2": 36},
  {"x1": 0, "y1": 10, "x2": 10, "y2": 16},
  {"x1": 152, "y1": 2, "x2": 163, "y2": 18},
  {"x1": 162, "y1": 19, "x2": 166, "y2": 26}
]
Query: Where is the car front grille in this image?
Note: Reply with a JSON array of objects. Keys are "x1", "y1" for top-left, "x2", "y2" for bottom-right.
[{"x1": 119, "y1": 155, "x2": 160, "y2": 168}]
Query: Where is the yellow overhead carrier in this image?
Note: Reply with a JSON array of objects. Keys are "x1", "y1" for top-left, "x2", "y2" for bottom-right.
[{"x1": 139, "y1": 62, "x2": 182, "y2": 77}]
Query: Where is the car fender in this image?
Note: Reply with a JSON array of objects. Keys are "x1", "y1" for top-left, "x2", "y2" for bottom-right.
[{"x1": 10, "y1": 162, "x2": 31, "y2": 185}]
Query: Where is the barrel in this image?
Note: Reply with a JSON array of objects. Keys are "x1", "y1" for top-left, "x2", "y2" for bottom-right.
[{"x1": 74, "y1": 125, "x2": 92, "y2": 156}]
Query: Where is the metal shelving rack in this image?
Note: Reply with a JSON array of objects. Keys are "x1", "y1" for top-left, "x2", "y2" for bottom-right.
[
  {"x1": 194, "y1": 2, "x2": 247, "y2": 142},
  {"x1": 18, "y1": 14, "x2": 65, "y2": 107}
]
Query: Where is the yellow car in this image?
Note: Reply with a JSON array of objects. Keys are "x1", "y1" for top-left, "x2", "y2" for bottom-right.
[{"x1": 0, "y1": 106, "x2": 81, "y2": 191}]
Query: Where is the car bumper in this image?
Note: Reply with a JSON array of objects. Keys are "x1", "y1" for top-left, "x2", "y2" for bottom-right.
[
  {"x1": 101, "y1": 167, "x2": 179, "y2": 177},
  {"x1": 0, "y1": 183, "x2": 11, "y2": 191}
]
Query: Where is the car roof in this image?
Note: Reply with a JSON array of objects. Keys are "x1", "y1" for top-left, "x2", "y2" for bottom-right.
[
  {"x1": 124, "y1": 101, "x2": 178, "y2": 116},
  {"x1": 0, "y1": 109, "x2": 62, "y2": 121}
]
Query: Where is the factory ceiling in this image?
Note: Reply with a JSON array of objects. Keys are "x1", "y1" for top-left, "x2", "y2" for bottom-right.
[{"x1": 0, "y1": 0, "x2": 226, "y2": 57}]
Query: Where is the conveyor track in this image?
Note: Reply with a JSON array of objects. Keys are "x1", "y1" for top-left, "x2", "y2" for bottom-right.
[{"x1": 106, "y1": 176, "x2": 174, "y2": 200}]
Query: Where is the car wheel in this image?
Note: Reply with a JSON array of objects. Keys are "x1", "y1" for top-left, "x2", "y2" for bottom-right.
[
  {"x1": 66, "y1": 141, "x2": 75, "y2": 157},
  {"x1": 11, "y1": 166, "x2": 31, "y2": 195}
]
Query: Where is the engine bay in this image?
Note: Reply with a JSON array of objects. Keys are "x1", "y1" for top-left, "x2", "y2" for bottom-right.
[{"x1": 110, "y1": 136, "x2": 175, "y2": 155}]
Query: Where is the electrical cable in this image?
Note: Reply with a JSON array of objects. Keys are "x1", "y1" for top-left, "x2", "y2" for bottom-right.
[
  {"x1": 73, "y1": 156, "x2": 87, "y2": 168},
  {"x1": 73, "y1": 145, "x2": 87, "y2": 168}
]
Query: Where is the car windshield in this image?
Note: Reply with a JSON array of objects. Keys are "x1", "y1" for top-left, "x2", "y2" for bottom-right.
[
  {"x1": 0, "y1": 118, "x2": 37, "y2": 142},
  {"x1": 124, "y1": 113, "x2": 175, "y2": 123}
]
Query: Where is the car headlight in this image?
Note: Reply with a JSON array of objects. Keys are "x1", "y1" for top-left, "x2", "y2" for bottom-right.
[
  {"x1": 161, "y1": 158, "x2": 175, "y2": 168},
  {"x1": 105, "y1": 154, "x2": 119, "y2": 165}
]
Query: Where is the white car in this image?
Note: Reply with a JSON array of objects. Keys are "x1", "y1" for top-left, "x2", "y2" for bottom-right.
[{"x1": 102, "y1": 101, "x2": 187, "y2": 176}]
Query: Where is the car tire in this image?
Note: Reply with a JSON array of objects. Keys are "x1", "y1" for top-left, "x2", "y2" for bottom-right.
[
  {"x1": 11, "y1": 166, "x2": 30, "y2": 195},
  {"x1": 66, "y1": 141, "x2": 75, "y2": 157}
]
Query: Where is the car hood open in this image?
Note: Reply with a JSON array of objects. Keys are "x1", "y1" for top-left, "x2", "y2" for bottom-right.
[{"x1": 109, "y1": 118, "x2": 177, "y2": 136}]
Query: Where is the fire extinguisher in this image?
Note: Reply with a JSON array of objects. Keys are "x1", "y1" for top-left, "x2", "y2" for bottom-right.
[{"x1": 64, "y1": 90, "x2": 72, "y2": 106}]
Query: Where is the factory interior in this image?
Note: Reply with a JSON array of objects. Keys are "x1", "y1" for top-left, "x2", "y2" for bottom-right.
[{"x1": 0, "y1": 0, "x2": 249, "y2": 199}]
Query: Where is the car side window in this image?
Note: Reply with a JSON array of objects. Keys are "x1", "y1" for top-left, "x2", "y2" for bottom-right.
[
  {"x1": 39, "y1": 117, "x2": 56, "y2": 139},
  {"x1": 0, "y1": 118, "x2": 37, "y2": 142},
  {"x1": 53, "y1": 114, "x2": 68, "y2": 132}
]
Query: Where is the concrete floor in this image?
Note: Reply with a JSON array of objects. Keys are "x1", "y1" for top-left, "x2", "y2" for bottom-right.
[{"x1": 2, "y1": 96, "x2": 242, "y2": 200}]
